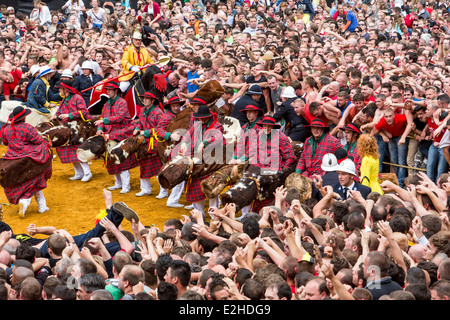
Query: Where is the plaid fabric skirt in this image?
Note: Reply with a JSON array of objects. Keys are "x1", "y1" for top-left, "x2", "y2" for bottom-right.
[
  {"x1": 185, "y1": 174, "x2": 212, "y2": 203},
  {"x1": 106, "y1": 153, "x2": 139, "y2": 175},
  {"x1": 250, "y1": 196, "x2": 275, "y2": 214},
  {"x1": 4, "y1": 164, "x2": 52, "y2": 205},
  {"x1": 56, "y1": 145, "x2": 79, "y2": 164},
  {"x1": 138, "y1": 155, "x2": 162, "y2": 179}
]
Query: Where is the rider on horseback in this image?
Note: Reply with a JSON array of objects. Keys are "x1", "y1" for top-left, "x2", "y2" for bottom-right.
[{"x1": 118, "y1": 31, "x2": 156, "y2": 94}]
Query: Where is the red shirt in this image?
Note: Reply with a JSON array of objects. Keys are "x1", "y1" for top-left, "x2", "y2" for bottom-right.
[
  {"x1": 304, "y1": 104, "x2": 329, "y2": 124},
  {"x1": 375, "y1": 114, "x2": 408, "y2": 137},
  {"x1": 364, "y1": 95, "x2": 375, "y2": 105},
  {"x1": 3, "y1": 69, "x2": 22, "y2": 99},
  {"x1": 427, "y1": 118, "x2": 445, "y2": 143}
]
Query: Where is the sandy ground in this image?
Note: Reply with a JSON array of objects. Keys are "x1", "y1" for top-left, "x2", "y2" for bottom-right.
[{"x1": 0, "y1": 145, "x2": 193, "y2": 239}]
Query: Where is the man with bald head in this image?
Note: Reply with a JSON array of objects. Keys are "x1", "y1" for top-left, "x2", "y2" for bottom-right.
[
  {"x1": 408, "y1": 244, "x2": 427, "y2": 264},
  {"x1": 0, "y1": 250, "x2": 11, "y2": 267},
  {"x1": 166, "y1": 72, "x2": 180, "y2": 96},
  {"x1": 11, "y1": 266, "x2": 35, "y2": 288},
  {"x1": 317, "y1": 81, "x2": 340, "y2": 102}
]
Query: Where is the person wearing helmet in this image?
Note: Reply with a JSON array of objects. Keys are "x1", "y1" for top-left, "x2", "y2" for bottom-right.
[
  {"x1": 60, "y1": 69, "x2": 74, "y2": 81},
  {"x1": 72, "y1": 60, "x2": 104, "y2": 106},
  {"x1": 273, "y1": 86, "x2": 311, "y2": 142},
  {"x1": 335, "y1": 158, "x2": 372, "y2": 201},
  {"x1": 118, "y1": 30, "x2": 156, "y2": 93},
  {"x1": 310, "y1": 147, "x2": 351, "y2": 200},
  {"x1": 310, "y1": 153, "x2": 339, "y2": 200},
  {"x1": 25, "y1": 65, "x2": 63, "y2": 114}
]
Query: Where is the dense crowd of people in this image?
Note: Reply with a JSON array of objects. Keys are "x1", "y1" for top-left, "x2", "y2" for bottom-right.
[{"x1": 0, "y1": 0, "x2": 449, "y2": 302}]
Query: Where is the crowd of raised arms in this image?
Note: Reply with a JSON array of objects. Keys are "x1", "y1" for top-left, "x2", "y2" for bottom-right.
[{"x1": 0, "y1": 0, "x2": 449, "y2": 302}]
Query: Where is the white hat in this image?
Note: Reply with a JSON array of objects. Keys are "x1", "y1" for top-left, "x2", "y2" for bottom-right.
[
  {"x1": 321, "y1": 153, "x2": 338, "y2": 172},
  {"x1": 281, "y1": 86, "x2": 297, "y2": 99},
  {"x1": 132, "y1": 31, "x2": 142, "y2": 40},
  {"x1": 336, "y1": 158, "x2": 356, "y2": 176},
  {"x1": 81, "y1": 60, "x2": 94, "y2": 70},
  {"x1": 38, "y1": 65, "x2": 56, "y2": 78},
  {"x1": 30, "y1": 65, "x2": 40, "y2": 76},
  {"x1": 61, "y1": 69, "x2": 73, "y2": 78}
]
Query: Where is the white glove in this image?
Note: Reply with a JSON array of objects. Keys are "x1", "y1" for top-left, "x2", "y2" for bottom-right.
[{"x1": 131, "y1": 66, "x2": 140, "y2": 72}]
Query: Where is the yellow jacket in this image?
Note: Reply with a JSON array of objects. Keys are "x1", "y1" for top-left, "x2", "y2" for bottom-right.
[
  {"x1": 360, "y1": 156, "x2": 383, "y2": 195},
  {"x1": 118, "y1": 45, "x2": 154, "y2": 82}
]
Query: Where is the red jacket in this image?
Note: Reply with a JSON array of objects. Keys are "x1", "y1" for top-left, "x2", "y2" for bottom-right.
[
  {"x1": 56, "y1": 93, "x2": 91, "y2": 122},
  {"x1": 248, "y1": 129, "x2": 297, "y2": 171},
  {"x1": 2, "y1": 122, "x2": 51, "y2": 164},
  {"x1": 99, "y1": 96, "x2": 134, "y2": 141},
  {"x1": 296, "y1": 133, "x2": 342, "y2": 178},
  {"x1": 181, "y1": 113, "x2": 225, "y2": 155}
]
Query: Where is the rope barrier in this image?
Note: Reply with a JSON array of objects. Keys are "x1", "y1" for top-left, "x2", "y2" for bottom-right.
[{"x1": 382, "y1": 162, "x2": 427, "y2": 171}]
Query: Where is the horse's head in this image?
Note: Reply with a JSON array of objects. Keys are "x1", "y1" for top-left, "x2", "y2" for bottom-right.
[{"x1": 139, "y1": 65, "x2": 170, "y2": 102}]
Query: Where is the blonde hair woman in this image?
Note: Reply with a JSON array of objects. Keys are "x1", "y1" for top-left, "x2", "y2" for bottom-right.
[{"x1": 357, "y1": 134, "x2": 383, "y2": 195}]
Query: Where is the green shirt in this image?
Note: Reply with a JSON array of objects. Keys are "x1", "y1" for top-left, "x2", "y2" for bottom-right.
[{"x1": 105, "y1": 283, "x2": 124, "y2": 300}]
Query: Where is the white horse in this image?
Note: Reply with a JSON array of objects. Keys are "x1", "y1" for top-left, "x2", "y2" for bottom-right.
[{"x1": 0, "y1": 101, "x2": 58, "y2": 127}]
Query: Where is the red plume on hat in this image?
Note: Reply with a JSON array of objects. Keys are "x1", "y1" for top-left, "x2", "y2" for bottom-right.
[{"x1": 154, "y1": 70, "x2": 172, "y2": 92}]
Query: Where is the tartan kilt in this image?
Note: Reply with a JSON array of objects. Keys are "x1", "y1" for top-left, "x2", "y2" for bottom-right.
[
  {"x1": 138, "y1": 155, "x2": 162, "y2": 179},
  {"x1": 106, "y1": 153, "x2": 139, "y2": 175},
  {"x1": 251, "y1": 196, "x2": 275, "y2": 214},
  {"x1": 56, "y1": 145, "x2": 79, "y2": 164},
  {"x1": 4, "y1": 164, "x2": 52, "y2": 205},
  {"x1": 185, "y1": 174, "x2": 212, "y2": 203}
]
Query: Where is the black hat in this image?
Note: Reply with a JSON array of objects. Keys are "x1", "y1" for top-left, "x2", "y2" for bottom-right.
[
  {"x1": 164, "y1": 96, "x2": 185, "y2": 109},
  {"x1": 55, "y1": 79, "x2": 78, "y2": 94},
  {"x1": 190, "y1": 97, "x2": 207, "y2": 105},
  {"x1": 306, "y1": 119, "x2": 330, "y2": 132},
  {"x1": 240, "y1": 104, "x2": 264, "y2": 117},
  {"x1": 104, "y1": 81, "x2": 122, "y2": 92},
  {"x1": 256, "y1": 116, "x2": 281, "y2": 129},
  {"x1": 334, "y1": 148, "x2": 349, "y2": 164},
  {"x1": 192, "y1": 105, "x2": 213, "y2": 118},
  {"x1": 8, "y1": 106, "x2": 32, "y2": 123},
  {"x1": 247, "y1": 84, "x2": 263, "y2": 95},
  {"x1": 339, "y1": 122, "x2": 361, "y2": 135}
]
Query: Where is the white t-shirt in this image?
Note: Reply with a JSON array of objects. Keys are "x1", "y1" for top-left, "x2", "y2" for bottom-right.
[
  {"x1": 87, "y1": 7, "x2": 106, "y2": 24},
  {"x1": 439, "y1": 129, "x2": 450, "y2": 148},
  {"x1": 64, "y1": 0, "x2": 85, "y2": 16}
]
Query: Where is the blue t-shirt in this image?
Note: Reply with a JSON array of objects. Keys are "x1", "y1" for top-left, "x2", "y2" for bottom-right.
[
  {"x1": 187, "y1": 70, "x2": 200, "y2": 93},
  {"x1": 346, "y1": 10, "x2": 358, "y2": 32}
]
